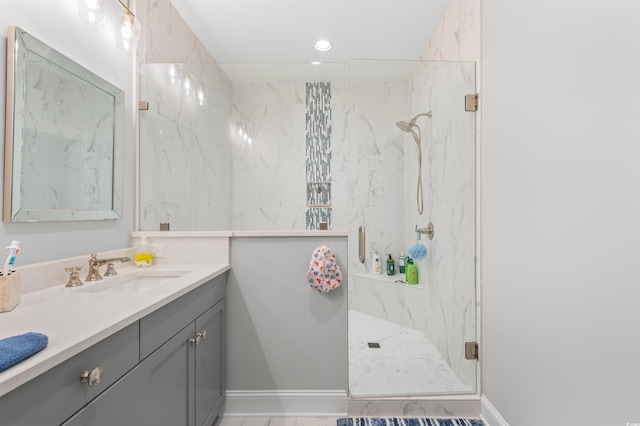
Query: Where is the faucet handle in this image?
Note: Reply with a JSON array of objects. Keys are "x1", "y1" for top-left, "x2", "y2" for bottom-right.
[
  {"x1": 65, "y1": 266, "x2": 84, "y2": 287},
  {"x1": 104, "y1": 263, "x2": 118, "y2": 277}
]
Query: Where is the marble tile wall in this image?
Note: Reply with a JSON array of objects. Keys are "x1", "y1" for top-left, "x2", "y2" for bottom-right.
[
  {"x1": 138, "y1": 0, "x2": 215, "y2": 64},
  {"x1": 139, "y1": 62, "x2": 233, "y2": 230},
  {"x1": 138, "y1": 0, "x2": 233, "y2": 231},
  {"x1": 231, "y1": 82, "x2": 310, "y2": 230},
  {"x1": 342, "y1": 80, "x2": 409, "y2": 279}
]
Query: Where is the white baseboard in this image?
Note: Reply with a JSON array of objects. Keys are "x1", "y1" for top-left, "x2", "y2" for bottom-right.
[
  {"x1": 224, "y1": 390, "x2": 348, "y2": 417},
  {"x1": 480, "y1": 395, "x2": 509, "y2": 426}
]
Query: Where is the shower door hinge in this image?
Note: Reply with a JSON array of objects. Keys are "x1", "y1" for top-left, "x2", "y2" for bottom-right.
[
  {"x1": 138, "y1": 100, "x2": 149, "y2": 111},
  {"x1": 465, "y1": 93, "x2": 478, "y2": 112},
  {"x1": 465, "y1": 342, "x2": 479, "y2": 360}
]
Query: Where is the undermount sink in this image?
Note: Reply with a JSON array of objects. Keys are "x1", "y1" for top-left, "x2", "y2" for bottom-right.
[{"x1": 75, "y1": 269, "x2": 189, "y2": 294}]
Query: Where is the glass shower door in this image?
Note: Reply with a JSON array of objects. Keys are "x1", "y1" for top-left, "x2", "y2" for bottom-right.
[
  {"x1": 346, "y1": 59, "x2": 478, "y2": 397},
  {"x1": 138, "y1": 63, "x2": 233, "y2": 231}
]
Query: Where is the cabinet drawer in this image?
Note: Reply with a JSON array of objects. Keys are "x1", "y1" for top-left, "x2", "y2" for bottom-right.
[
  {"x1": 140, "y1": 273, "x2": 226, "y2": 360},
  {"x1": 0, "y1": 322, "x2": 139, "y2": 426}
]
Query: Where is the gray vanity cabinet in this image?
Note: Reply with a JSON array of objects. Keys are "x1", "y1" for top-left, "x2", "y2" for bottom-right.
[
  {"x1": 195, "y1": 301, "x2": 225, "y2": 426},
  {"x1": 132, "y1": 301, "x2": 225, "y2": 426},
  {"x1": 0, "y1": 322, "x2": 140, "y2": 426},
  {"x1": 0, "y1": 273, "x2": 226, "y2": 426},
  {"x1": 59, "y1": 359, "x2": 146, "y2": 426},
  {"x1": 63, "y1": 274, "x2": 226, "y2": 426},
  {"x1": 62, "y1": 323, "x2": 196, "y2": 426}
]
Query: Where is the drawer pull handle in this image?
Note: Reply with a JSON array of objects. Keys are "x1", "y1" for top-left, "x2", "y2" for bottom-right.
[
  {"x1": 190, "y1": 331, "x2": 207, "y2": 346},
  {"x1": 79, "y1": 367, "x2": 103, "y2": 387}
]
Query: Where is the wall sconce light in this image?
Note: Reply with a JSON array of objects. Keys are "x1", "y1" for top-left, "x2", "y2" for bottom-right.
[
  {"x1": 115, "y1": 0, "x2": 141, "y2": 52},
  {"x1": 77, "y1": 0, "x2": 108, "y2": 26},
  {"x1": 78, "y1": 0, "x2": 141, "y2": 51}
]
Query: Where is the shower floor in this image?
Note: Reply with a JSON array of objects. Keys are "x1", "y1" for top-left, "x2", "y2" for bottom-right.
[{"x1": 348, "y1": 310, "x2": 473, "y2": 397}]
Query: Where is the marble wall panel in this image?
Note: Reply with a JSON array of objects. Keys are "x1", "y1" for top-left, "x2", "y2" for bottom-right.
[
  {"x1": 139, "y1": 63, "x2": 232, "y2": 231},
  {"x1": 231, "y1": 81, "x2": 345, "y2": 230}
]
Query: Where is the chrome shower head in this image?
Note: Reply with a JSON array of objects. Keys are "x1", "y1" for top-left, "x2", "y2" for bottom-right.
[
  {"x1": 396, "y1": 120, "x2": 414, "y2": 133},
  {"x1": 396, "y1": 112, "x2": 432, "y2": 134}
]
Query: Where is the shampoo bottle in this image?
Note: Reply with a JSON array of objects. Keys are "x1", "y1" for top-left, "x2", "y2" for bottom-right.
[
  {"x1": 135, "y1": 236, "x2": 153, "y2": 267},
  {"x1": 372, "y1": 251, "x2": 382, "y2": 274},
  {"x1": 406, "y1": 257, "x2": 418, "y2": 285},
  {"x1": 398, "y1": 251, "x2": 406, "y2": 274},
  {"x1": 386, "y1": 254, "x2": 395, "y2": 275}
]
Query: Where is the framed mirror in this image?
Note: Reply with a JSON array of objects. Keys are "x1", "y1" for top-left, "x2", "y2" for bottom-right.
[{"x1": 3, "y1": 26, "x2": 124, "y2": 222}]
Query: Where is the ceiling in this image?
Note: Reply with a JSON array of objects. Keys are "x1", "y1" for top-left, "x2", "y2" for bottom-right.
[{"x1": 169, "y1": 0, "x2": 452, "y2": 82}]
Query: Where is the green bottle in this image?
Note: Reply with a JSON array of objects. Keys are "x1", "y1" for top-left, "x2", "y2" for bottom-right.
[
  {"x1": 386, "y1": 254, "x2": 395, "y2": 275},
  {"x1": 406, "y1": 257, "x2": 418, "y2": 285}
]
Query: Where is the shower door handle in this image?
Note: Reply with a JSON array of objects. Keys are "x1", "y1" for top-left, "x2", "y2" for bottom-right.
[{"x1": 358, "y1": 226, "x2": 366, "y2": 263}]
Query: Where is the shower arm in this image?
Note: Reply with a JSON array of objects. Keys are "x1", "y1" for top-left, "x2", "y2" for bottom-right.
[{"x1": 408, "y1": 112, "x2": 432, "y2": 126}]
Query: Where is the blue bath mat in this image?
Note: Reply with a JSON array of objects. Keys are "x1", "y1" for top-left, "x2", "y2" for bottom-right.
[{"x1": 338, "y1": 419, "x2": 484, "y2": 426}]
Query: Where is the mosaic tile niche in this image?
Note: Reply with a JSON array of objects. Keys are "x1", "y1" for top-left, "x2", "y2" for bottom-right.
[{"x1": 305, "y1": 82, "x2": 332, "y2": 229}]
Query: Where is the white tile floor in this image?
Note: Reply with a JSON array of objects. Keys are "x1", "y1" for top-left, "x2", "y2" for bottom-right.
[
  {"x1": 348, "y1": 310, "x2": 472, "y2": 397},
  {"x1": 219, "y1": 417, "x2": 339, "y2": 426}
]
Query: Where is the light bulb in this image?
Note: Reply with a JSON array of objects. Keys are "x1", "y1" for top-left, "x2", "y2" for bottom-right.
[
  {"x1": 77, "y1": 0, "x2": 106, "y2": 26},
  {"x1": 116, "y1": 12, "x2": 141, "y2": 52},
  {"x1": 122, "y1": 19, "x2": 132, "y2": 38}
]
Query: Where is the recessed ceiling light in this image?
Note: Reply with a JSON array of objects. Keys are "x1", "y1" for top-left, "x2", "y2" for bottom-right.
[
  {"x1": 314, "y1": 39, "x2": 332, "y2": 51},
  {"x1": 311, "y1": 61, "x2": 321, "y2": 65}
]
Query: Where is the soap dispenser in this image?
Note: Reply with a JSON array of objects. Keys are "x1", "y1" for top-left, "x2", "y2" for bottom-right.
[
  {"x1": 406, "y1": 257, "x2": 418, "y2": 285},
  {"x1": 135, "y1": 236, "x2": 153, "y2": 267},
  {"x1": 386, "y1": 254, "x2": 395, "y2": 276}
]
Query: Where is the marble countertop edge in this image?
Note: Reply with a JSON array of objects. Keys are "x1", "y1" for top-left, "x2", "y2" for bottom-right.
[{"x1": 130, "y1": 230, "x2": 348, "y2": 238}]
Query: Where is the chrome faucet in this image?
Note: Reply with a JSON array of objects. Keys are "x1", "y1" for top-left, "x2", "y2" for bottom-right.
[{"x1": 86, "y1": 253, "x2": 132, "y2": 281}]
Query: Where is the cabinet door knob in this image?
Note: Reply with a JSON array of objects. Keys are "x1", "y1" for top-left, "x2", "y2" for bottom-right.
[
  {"x1": 79, "y1": 366, "x2": 104, "y2": 387},
  {"x1": 190, "y1": 331, "x2": 207, "y2": 346}
]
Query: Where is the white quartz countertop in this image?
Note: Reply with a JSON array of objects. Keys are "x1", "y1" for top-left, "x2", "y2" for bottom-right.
[{"x1": 0, "y1": 263, "x2": 230, "y2": 397}]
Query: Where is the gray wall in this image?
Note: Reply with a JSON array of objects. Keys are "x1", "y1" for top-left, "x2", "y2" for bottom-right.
[
  {"x1": 483, "y1": 0, "x2": 640, "y2": 424},
  {"x1": 226, "y1": 236, "x2": 347, "y2": 391}
]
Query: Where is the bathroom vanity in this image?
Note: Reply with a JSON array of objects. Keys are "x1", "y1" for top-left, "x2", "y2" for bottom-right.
[{"x1": 0, "y1": 264, "x2": 228, "y2": 426}]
